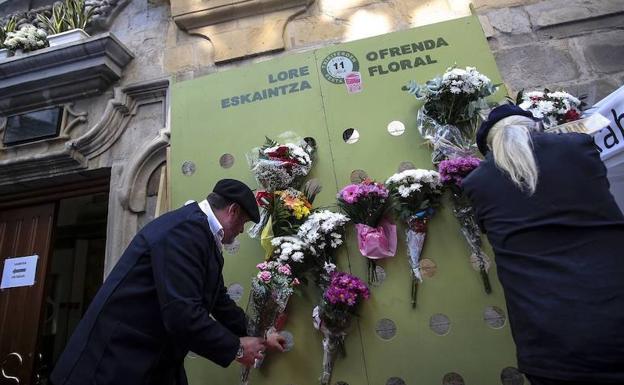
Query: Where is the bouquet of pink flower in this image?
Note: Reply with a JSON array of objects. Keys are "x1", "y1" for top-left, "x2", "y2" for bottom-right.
[
  {"x1": 337, "y1": 179, "x2": 397, "y2": 283},
  {"x1": 312, "y1": 272, "x2": 370, "y2": 385},
  {"x1": 386, "y1": 169, "x2": 443, "y2": 307},
  {"x1": 242, "y1": 261, "x2": 299, "y2": 384},
  {"x1": 439, "y1": 157, "x2": 491, "y2": 294}
]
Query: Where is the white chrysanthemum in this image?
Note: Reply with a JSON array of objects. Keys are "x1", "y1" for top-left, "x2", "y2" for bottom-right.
[
  {"x1": 523, "y1": 91, "x2": 544, "y2": 100},
  {"x1": 537, "y1": 100, "x2": 555, "y2": 114},
  {"x1": 386, "y1": 169, "x2": 441, "y2": 187},
  {"x1": 271, "y1": 236, "x2": 310, "y2": 264},
  {"x1": 548, "y1": 91, "x2": 581, "y2": 106},
  {"x1": 441, "y1": 66, "x2": 492, "y2": 96},
  {"x1": 297, "y1": 210, "x2": 349, "y2": 253}
]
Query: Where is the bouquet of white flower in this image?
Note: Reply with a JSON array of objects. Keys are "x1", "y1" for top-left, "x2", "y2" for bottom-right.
[
  {"x1": 298, "y1": 210, "x2": 348, "y2": 252},
  {"x1": 3, "y1": 24, "x2": 48, "y2": 52},
  {"x1": 247, "y1": 135, "x2": 316, "y2": 192},
  {"x1": 297, "y1": 210, "x2": 349, "y2": 287},
  {"x1": 386, "y1": 169, "x2": 443, "y2": 307},
  {"x1": 403, "y1": 66, "x2": 499, "y2": 163},
  {"x1": 517, "y1": 89, "x2": 583, "y2": 128},
  {"x1": 271, "y1": 236, "x2": 311, "y2": 264}
]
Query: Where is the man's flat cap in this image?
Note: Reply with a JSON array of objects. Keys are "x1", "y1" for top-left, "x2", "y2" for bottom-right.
[{"x1": 213, "y1": 179, "x2": 260, "y2": 223}]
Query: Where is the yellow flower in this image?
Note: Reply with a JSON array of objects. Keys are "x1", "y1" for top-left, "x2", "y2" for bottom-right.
[{"x1": 292, "y1": 204, "x2": 310, "y2": 220}]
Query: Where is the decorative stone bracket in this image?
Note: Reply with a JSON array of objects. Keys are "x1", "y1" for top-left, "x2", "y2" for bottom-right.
[
  {"x1": 0, "y1": 33, "x2": 134, "y2": 116},
  {"x1": 0, "y1": 78, "x2": 170, "y2": 187},
  {"x1": 171, "y1": 0, "x2": 314, "y2": 63}
]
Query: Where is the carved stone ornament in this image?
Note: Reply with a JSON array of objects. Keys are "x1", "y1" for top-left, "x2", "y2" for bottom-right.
[
  {"x1": 0, "y1": 78, "x2": 169, "y2": 187},
  {"x1": 0, "y1": 33, "x2": 134, "y2": 116},
  {"x1": 171, "y1": 0, "x2": 314, "y2": 62}
]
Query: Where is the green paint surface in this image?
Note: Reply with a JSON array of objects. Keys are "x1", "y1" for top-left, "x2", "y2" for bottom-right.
[{"x1": 171, "y1": 15, "x2": 518, "y2": 385}]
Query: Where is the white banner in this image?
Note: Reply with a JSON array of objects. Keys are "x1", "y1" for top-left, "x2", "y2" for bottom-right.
[
  {"x1": 585, "y1": 85, "x2": 624, "y2": 161},
  {"x1": 584, "y1": 85, "x2": 624, "y2": 211}
]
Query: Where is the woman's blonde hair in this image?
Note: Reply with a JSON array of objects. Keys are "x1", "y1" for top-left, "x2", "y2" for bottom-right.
[{"x1": 487, "y1": 115, "x2": 539, "y2": 194}]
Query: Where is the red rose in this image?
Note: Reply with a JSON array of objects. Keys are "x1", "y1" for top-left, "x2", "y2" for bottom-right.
[
  {"x1": 255, "y1": 191, "x2": 273, "y2": 207},
  {"x1": 267, "y1": 146, "x2": 289, "y2": 158},
  {"x1": 563, "y1": 109, "x2": 581, "y2": 123}
]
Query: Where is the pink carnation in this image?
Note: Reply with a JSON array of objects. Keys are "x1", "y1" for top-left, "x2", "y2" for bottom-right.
[
  {"x1": 339, "y1": 184, "x2": 359, "y2": 204},
  {"x1": 257, "y1": 271, "x2": 272, "y2": 283},
  {"x1": 278, "y1": 264, "x2": 291, "y2": 275}
]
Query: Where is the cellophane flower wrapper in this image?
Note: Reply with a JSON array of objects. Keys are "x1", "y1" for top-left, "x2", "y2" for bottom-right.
[
  {"x1": 246, "y1": 132, "x2": 316, "y2": 192},
  {"x1": 404, "y1": 66, "x2": 497, "y2": 164},
  {"x1": 354, "y1": 220, "x2": 397, "y2": 259},
  {"x1": 439, "y1": 157, "x2": 492, "y2": 294},
  {"x1": 404, "y1": 214, "x2": 434, "y2": 307},
  {"x1": 406, "y1": 218, "x2": 427, "y2": 282},
  {"x1": 248, "y1": 207, "x2": 270, "y2": 238},
  {"x1": 312, "y1": 272, "x2": 369, "y2": 385},
  {"x1": 260, "y1": 217, "x2": 275, "y2": 258},
  {"x1": 241, "y1": 262, "x2": 297, "y2": 385},
  {"x1": 355, "y1": 219, "x2": 397, "y2": 284},
  {"x1": 449, "y1": 192, "x2": 492, "y2": 294},
  {"x1": 386, "y1": 168, "x2": 443, "y2": 306},
  {"x1": 416, "y1": 107, "x2": 479, "y2": 164}
]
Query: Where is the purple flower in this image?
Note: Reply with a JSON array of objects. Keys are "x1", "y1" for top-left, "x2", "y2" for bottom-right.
[
  {"x1": 339, "y1": 184, "x2": 360, "y2": 204},
  {"x1": 439, "y1": 156, "x2": 481, "y2": 186},
  {"x1": 338, "y1": 180, "x2": 389, "y2": 204},
  {"x1": 323, "y1": 271, "x2": 370, "y2": 306}
]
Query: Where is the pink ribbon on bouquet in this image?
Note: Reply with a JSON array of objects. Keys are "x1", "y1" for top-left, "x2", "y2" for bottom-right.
[{"x1": 355, "y1": 218, "x2": 397, "y2": 259}]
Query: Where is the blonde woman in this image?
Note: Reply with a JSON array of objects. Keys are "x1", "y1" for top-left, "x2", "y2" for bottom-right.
[{"x1": 463, "y1": 104, "x2": 624, "y2": 385}]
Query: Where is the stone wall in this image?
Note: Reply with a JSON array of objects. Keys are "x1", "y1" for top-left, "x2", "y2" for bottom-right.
[
  {"x1": 479, "y1": 0, "x2": 624, "y2": 105},
  {"x1": 158, "y1": 0, "x2": 623, "y2": 104}
]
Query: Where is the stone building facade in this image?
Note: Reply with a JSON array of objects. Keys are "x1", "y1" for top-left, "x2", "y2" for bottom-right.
[
  {"x1": 0, "y1": 0, "x2": 622, "y2": 383},
  {"x1": 1, "y1": 0, "x2": 622, "y2": 264}
]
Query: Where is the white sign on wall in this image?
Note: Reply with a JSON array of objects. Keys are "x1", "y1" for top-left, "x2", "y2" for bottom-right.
[{"x1": 1, "y1": 255, "x2": 39, "y2": 289}]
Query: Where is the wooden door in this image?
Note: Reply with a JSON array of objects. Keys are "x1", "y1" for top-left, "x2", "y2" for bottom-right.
[{"x1": 0, "y1": 203, "x2": 55, "y2": 385}]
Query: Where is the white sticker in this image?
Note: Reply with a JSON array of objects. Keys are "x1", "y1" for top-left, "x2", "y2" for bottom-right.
[
  {"x1": 326, "y1": 56, "x2": 355, "y2": 80},
  {"x1": 344, "y1": 72, "x2": 363, "y2": 94},
  {"x1": 1, "y1": 255, "x2": 38, "y2": 289}
]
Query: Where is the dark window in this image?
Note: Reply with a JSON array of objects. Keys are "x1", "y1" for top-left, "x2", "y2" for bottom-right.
[{"x1": 3, "y1": 107, "x2": 63, "y2": 146}]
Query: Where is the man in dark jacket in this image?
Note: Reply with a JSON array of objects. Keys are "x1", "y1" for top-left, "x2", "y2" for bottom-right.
[
  {"x1": 463, "y1": 105, "x2": 624, "y2": 384},
  {"x1": 51, "y1": 179, "x2": 284, "y2": 385}
]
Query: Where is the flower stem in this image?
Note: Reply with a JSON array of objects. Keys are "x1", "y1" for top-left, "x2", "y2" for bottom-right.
[
  {"x1": 411, "y1": 276, "x2": 418, "y2": 308},
  {"x1": 480, "y1": 268, "x2": 492, "y2": 294},
  {"x1": 368, "y1": 260, "x2": 377, "y2": 285}
]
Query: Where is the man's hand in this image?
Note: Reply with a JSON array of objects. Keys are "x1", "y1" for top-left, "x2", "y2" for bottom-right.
[
  {"x1": 265, "y1": 331, "x2": 287, "y2": 352},
  {"x1": 235, "y1": 337, "x2": 266, "y2": 367}
]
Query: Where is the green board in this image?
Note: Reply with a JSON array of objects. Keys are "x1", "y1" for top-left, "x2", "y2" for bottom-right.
[{"x1": 171, "y1": 15, "x2": 519, "y2": 385}]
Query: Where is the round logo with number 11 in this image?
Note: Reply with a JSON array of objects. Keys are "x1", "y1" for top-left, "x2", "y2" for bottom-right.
[{"x1": 321, "y1": 50, "x2": 360, "y2": 84}]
